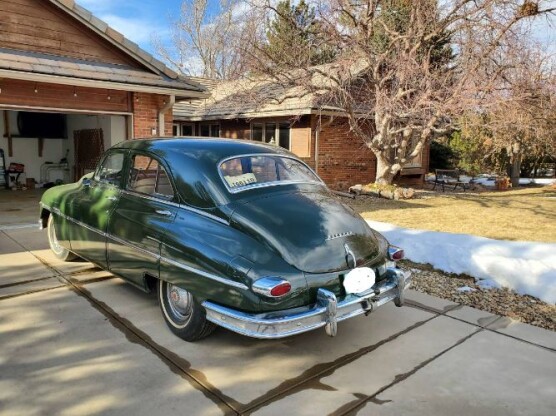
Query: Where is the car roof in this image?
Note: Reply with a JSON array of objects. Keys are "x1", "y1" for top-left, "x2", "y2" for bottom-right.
[
  {"x1": 113, "y1": 137, "x2": 292, "y2": 164},
  {"x1": 111, "y1": 137, "x2": 301, "y2": 209}
]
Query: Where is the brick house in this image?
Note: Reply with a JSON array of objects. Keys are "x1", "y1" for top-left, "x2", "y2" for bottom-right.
[
  {"x1": 0, "y1": 0, "x2": 206, "y2": 186},
  {"x1": 173, "y1": 77, "x2": 429, "y2": 190}
]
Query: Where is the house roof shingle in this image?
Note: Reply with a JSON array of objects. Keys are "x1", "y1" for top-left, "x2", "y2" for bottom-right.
[
  {"x1": 0, "y1": 0, "x2": 208, "y2": 98},
  {"x1": 174, "y1": 77, "x2": 344, "y2": 121},
  {"x1": 0, "y1": 48, "x2": 204, "y2": 95}
]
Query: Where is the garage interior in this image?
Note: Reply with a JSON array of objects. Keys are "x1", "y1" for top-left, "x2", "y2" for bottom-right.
[{"x1": 1, "y1": 109, "x2": 129, "y2": 189}]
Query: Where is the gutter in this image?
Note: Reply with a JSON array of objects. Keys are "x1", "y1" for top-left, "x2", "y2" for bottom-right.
[
  {"x1": 159, "y1": 95, "x2": 175, "y2": 136},
  {"x1": 0, "y1": 69, "x2": 208, "y2": 98}
]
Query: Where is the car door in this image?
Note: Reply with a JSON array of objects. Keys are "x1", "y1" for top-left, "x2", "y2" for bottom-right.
[
  {"x1": 107, "y1": 152, "x2": 178, "y2": 288},
  {"x1": 69, "y1": 150, "x2": 126, "y2": 267}
]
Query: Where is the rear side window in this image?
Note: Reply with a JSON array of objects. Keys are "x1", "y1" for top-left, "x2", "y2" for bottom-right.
[{"x1": 128, "y1": 155, "x2": 174, "y2": 199}]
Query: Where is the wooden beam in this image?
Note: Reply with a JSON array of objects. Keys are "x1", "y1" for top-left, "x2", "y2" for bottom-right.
[{"x1": 3, "y1": 110, "x2": 13, "y2": 157}]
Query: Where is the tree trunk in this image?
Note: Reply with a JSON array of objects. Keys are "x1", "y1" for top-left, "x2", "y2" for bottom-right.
[
  {"x1": 375, "y1": 155, "x2": 396, "y2": 184},
  {"x1": 510, "y1": 153, "x2": 521, "y2": 188}
]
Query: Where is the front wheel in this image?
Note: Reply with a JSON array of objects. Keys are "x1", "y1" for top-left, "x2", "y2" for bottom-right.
[
  {"x1": 47, "y1": 214, "x2": 77, "y2": 261},
  {"x1": 158, "y1": 280, "x2": 216, "y2": 341}
]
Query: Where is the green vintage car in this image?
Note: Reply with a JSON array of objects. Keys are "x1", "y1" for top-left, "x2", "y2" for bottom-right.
[{"x1": 39, "y1": 138, "x2": 410, "y2": 341}]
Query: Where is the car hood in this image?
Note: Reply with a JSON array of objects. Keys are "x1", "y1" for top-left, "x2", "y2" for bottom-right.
[{"x1": 229, "y1": 190, "x2": 381, "y2": 273}]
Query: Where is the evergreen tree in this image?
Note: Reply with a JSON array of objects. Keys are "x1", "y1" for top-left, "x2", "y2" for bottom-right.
[{"x1": 263, "y1": 0, "x2": 335, "y2": 69}]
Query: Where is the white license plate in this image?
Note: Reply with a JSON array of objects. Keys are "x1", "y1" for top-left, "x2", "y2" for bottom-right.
[{"x1": 343, "y1": 267, "x2": 376, "y2": 294}]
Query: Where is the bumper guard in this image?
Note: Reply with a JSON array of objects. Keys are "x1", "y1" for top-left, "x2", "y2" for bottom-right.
[{"x1": 202, "y1": 268, "x2": 411, "y2": 339}]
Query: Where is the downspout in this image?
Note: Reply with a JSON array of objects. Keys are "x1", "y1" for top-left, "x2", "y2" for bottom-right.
[
  {"x1": 315, "y1": 111, "x2": 321, "y2": 174},
  {"x1": 158, "y1": 95, "x2": 175, "y2": 136}
]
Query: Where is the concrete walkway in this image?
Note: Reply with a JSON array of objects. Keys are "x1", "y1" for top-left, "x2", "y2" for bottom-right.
[{"x1": 1, "y1": 227, "x2": 555, "y2": 416}]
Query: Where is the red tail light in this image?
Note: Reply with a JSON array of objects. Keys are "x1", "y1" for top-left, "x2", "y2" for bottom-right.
[
  {"x1": 270, "y1": 282, "x2": 292, "y2": 297},
  {"x1": 388, "y1": 246, "x2": 404, "y2": 261},
  {"x1": 253, "y1": 277, "x2": 292, "y2": 298}
]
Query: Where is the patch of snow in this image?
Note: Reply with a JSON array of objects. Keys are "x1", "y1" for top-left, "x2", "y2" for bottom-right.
[
  {"x1": 472, "y1": 177, "x2": 496, "y2": 187},
  {"x1": 457, "y1": 286, "x2": 477, "y2": 293},
  {"x1": 476, "y1": 279, "x2": 501, "y2": 290},
  {"x1": 367, "y1": 220, "x2": 556, "y2": 304}
]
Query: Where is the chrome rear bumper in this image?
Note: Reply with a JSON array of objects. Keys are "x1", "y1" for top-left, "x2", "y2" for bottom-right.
[{"x1": 202, "y1": 268, "x2": 411, "y2": 339}]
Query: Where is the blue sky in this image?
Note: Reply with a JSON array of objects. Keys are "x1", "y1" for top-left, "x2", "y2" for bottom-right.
[{"x1": 76, "y1": 0, "x2": 191, "y2": 53}]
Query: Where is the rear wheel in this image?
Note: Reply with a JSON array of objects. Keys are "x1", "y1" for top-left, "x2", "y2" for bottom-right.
[
  {"x1": 47, "y1": 214, "x2": 77, "y2": 261},
  {"x1": 158, "y1": 280, "x2": 216, "y2": 341}
]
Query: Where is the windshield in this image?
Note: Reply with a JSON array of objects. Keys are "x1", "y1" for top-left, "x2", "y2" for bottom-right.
[{"x1": 219, "y1": 154, "x2": 322, "y2": 193}]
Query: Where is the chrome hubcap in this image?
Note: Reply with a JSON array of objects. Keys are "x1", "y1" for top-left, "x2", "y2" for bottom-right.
[{"x1": 166, "y1": 284, "x2": 192, "y2": 320}]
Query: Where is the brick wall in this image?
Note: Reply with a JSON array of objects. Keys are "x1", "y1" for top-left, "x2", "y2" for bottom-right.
[
  {"x1": 316, "y1": 116, "x2": 377, "y2": 190},
  {"x1": 132, "y1": 92, "x2": 172, "y2": 138},
  {"x1": 180, "y1": 114, "x2": 427, "y2": 190}
]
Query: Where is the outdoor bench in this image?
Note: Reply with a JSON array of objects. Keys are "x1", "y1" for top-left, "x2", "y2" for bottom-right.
[{"x1": 433, "y1": 169, "x2": 468, "y2": 192}]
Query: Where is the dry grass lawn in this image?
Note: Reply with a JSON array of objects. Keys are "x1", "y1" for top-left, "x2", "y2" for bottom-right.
[{"x1": 348, "y1": 186, "x2": 556, "y2": 243}]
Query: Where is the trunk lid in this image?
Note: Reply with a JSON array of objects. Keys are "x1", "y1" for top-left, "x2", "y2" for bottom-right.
[{"x1": 229, "y1": 189, "x2": 380, "y2": 274}]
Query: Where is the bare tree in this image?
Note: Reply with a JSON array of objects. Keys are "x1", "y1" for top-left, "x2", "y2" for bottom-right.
[
  {"x1": 154, "y1": 0, "x2": 258, "y2": 79},
  {"x1": 466, "y1": 37, "x2": 556, "y2": 185},
  {"x1": 242, "y1": 0, "x2": 555, "y2": 183}
]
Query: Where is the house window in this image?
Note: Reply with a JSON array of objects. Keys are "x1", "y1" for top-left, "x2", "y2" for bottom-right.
[
  {"x1": 250, "y1": 122, "x2": 291, "y2": 150},
  {"x1": 200, "y1": 123, "x2": 220, "y2": 137},
  {"x1": 182, "y1": 124, "x2": 194, "y2": 136},
  {"x1": 252, "y1": 123, "x2": 263, "y2": 141},
  {"x1": 173, "y1": 123, "x2": 195, "y2": 136}
]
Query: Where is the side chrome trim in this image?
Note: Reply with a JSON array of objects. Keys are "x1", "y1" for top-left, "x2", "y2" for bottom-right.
[
  {"x1": 51, "y1": 207, "x2": 107, "y2": 237},
  {"x1": 160, "y1": 256, "x2": 249, "y2": 290},
  {"x1": 178, "y1": 204, "x2": 229, "y2": 225},
  {"x1": 46, "y1": 204, "x2": 244, "y2": 290},
  {"x1": 106, "y1": 233, "x2": 159, "y2": 260}
]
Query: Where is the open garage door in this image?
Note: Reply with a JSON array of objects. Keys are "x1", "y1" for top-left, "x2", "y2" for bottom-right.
[{"x1": 1, "y1": 109, "x2": 130, "y2": 189}]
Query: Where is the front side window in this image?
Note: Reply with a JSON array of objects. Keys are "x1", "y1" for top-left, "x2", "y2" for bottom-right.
[
  {"x1": 95, "y1": 152, "x2": 125, "y2": 186},
  {"x1": 219, "y1": 155, "x2": 321, "y2": 193},
  {"x1": 128, "y1": 155, "x2": 174, "y2": 199}
]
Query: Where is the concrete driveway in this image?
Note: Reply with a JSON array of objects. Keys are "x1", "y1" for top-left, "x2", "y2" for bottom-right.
[{"x1": 1, "y1": 226, "x2": 555, "y2": 416}]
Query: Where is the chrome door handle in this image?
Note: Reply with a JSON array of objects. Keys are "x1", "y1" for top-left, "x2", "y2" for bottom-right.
[
  {"x1": 106, "y1": 196, "x2": 118, "y2": 201},
  {"x1": 155, "y1": 210, "x2": 173, "y2": 216}
]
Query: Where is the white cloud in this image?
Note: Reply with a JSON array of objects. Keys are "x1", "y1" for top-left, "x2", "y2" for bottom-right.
[{"x1": 100, "y1": 14, "x2": 169, "y2": 44}]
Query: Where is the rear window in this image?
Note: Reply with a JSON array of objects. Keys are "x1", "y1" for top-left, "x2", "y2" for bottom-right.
[{"x1": 219, "y1": 155, "x2": 322, "y2": 193}]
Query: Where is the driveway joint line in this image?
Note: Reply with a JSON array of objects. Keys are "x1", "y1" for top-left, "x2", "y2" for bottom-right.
[
  {"x1": 0, "y1": 284, "x2": 68, "y2": 301},
  {"x1": 0, "y1": 275, "x2": 57, "y2": 289},
  {"x1": 239, "y1": 312, "x2": 442, "y2": 415},
  {"x1": 2, "y1": 232, "x2": 241, "y2": 415},
  {"x1": 332, "y1": 328, "x2": 484, "y2": 416},
  {"x1": 406, "y1": 300, "x2": 556, "y2": 352}
]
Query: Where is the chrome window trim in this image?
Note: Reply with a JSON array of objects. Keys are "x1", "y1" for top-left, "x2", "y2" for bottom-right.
[
  {"x1": 121, "y1": 189, "x2": 181, "y2": 208},
  {"x1": 217, "y1": 153, "x2": 325, "y2": 194}
]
